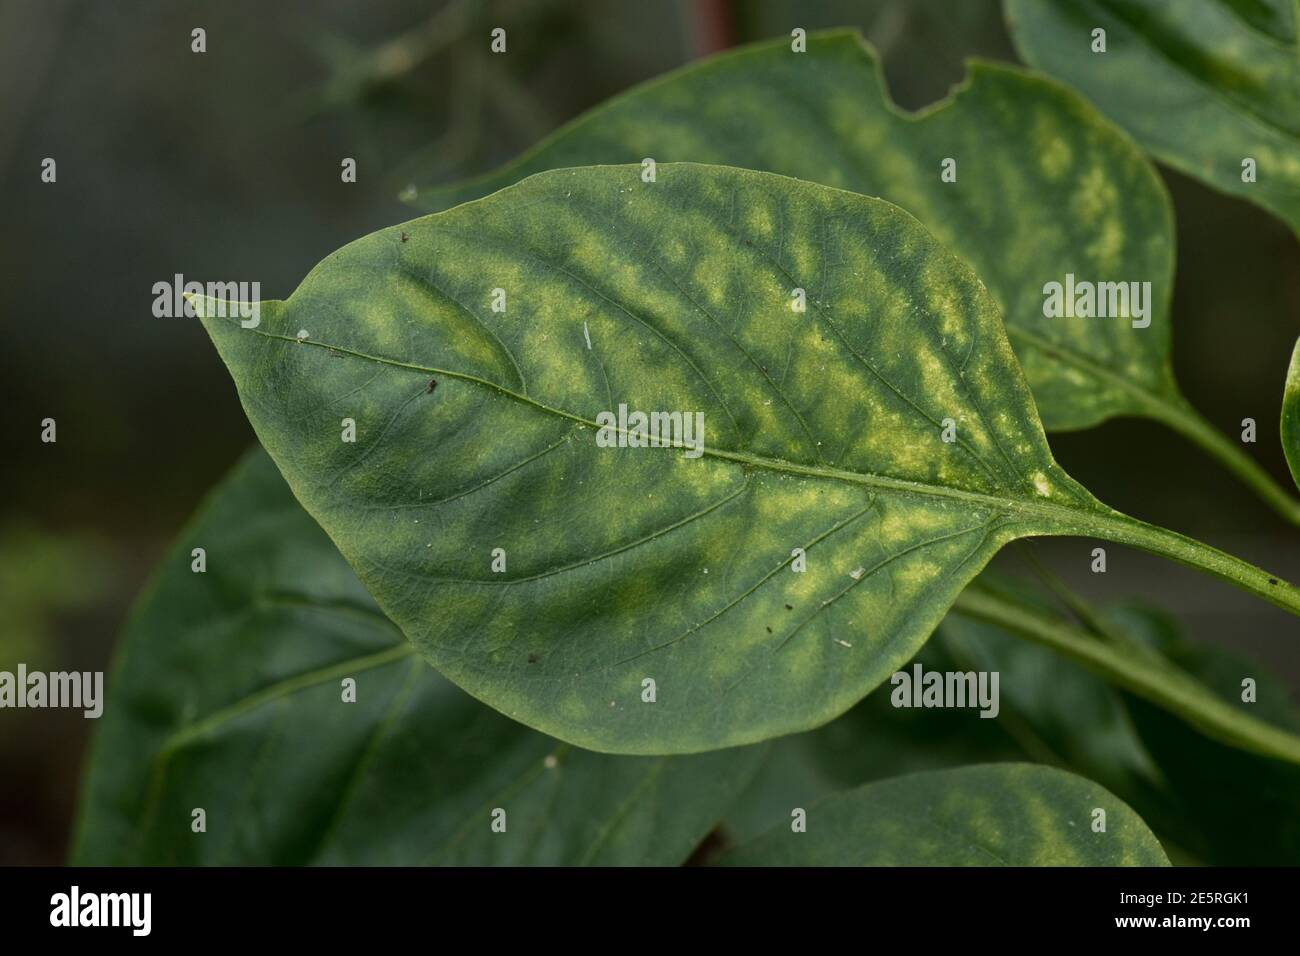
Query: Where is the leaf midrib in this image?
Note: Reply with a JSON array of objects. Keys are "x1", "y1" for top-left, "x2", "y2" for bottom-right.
[
  {"x1": 161, "y1": 640, "x2": 413, "y2": 755},
  {"x1": 228, "y1": 318, "x2": 1110, "y2": 533},
  {"x1": 131, "y1": 625, "x2": 414, "y2": 863}
]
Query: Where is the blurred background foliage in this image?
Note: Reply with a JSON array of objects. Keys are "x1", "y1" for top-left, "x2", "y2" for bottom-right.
[{"x1": 1, "y1": 0, "x2": 1296, "y2": 864}]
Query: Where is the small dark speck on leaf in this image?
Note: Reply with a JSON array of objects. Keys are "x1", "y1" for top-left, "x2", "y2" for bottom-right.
[
  {"x1": 527, "y1": 653, "x2": 538, "y2": 664},
  {"x1": 400, "y1": 232, "x2": 409, "y2": 243},
  {"x1": 743, "y1": 239, "x2": 753, "y2": 246},
  {"x1": 426, "y1": 378, "x2": 437, "y2": 393},
  {"x1": 784, "y1": 603, "x2": 793, "y2": 610},
  {"x1": 1270, "y1": 578, "x2": 1278, "y2": 585},
  {"x1": 765, "y1": 626, "x2": 772, "y2": 633}
]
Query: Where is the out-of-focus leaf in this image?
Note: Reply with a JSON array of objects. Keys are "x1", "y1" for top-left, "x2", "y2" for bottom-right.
[
  {"x1": 1006, "y1": 0, "x2": 1300, "y2": 236},
  {"x1": 720, "y1": 763, "x2": 1169, "y2": 865}
]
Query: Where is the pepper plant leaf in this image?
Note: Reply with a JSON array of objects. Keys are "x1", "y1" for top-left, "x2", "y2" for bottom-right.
[
  {"x1": 70, "y1": 449, "x2": 764, "y2": 865},
  {"x1": 724, "y1": 579, "x2": 1156, "y2": 845},
  {"x1": 726, "y1": 584, "x2": 1300, "y2": 863},
  {"x1": 409, "y1": 29, "x2": 1300, "y2": 525},
  {"x1": 410, "y1": 29, "x2": 1179, "y2": 434},
  {"x1": 199, "y1": 161, "x2": 1232, "y2": 755},
  {"x1": 719, "y1": 763, "x2": 1170, "y2": 865},
  {"x1": 1006, "y1": 0, "x2": 1300, "y2": 238}
]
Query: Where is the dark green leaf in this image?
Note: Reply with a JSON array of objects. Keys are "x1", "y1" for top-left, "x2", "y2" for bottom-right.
[
  {"x1": 1005, "y1": 0, "x2": 1300, "y2": 236},
  {"x1": 940, "y1": 597, "x2": 1159, "y2": 791},
  {"x1": 70, "y1": 450, "x2": 763, "y2": 865},
  {"x1": 720, "y1": 763, "x2": 1169, "y2": 865}
]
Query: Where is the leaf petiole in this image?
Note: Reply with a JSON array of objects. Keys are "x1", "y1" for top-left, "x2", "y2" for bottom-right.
[{"x1": 1068, "y1": 506, "x2": 1300, "y2": 619}]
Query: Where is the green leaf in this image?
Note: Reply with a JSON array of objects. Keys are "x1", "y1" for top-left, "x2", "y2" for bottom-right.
[
  {"x1": 70, "y1": 449, "x2": 764, "y2": 865},
  {"x1": 1005, "y1": 0, "x2": 1300, "y2": 237},
  {"x1": 721, "y1": 632, "x2": 1022, "y2": 844},
  {"x1": 198, "y1": 162, "x2": 1101, "y2": 754},
  {"x1": 198, "y1": 162, "x2": 1300, "y2": 755},
  {"x1": 405, "y1": 29, "x2": 1300, "y2": 524},
  {"x1": 412, "y1": 29, "x2": 1179, "y2": 434},
  {"x1": 719, "y1": 764, "x2": 1170, "y2": 865},
  {"x1": 943, "y1": 589, "x2": 1300, "y2": 865},
  {"x1": 723, "y1": 581, "x2": 1153, "y2": 844},
  {"x1": 727, "y1": 582, "x2": 1300, "y2": 863},
  {"x1": 722, "y1": 604, "x2": 1087, "y2": 845},
  {"x1": 1285, "y1": 335, "x2": 1300, "y2": 490}
]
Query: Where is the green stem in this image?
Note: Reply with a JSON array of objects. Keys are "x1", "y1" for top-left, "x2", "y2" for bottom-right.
[
  {"x1": 951, "y1": 586, "x2": 1300, "y2": 765},
  {"x1": 1145, "y1": 393, "x2": 1300, "y2": 528},
  {"x1": 1077, "y1": 506, "x2": 1300, "y2": 618},
  {"x1": 1013, "y1": 543, "x2": 1133, "y2": 646},
  {"x1": 363, "y1": 0, "x2": 472, "y2": 86}
]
